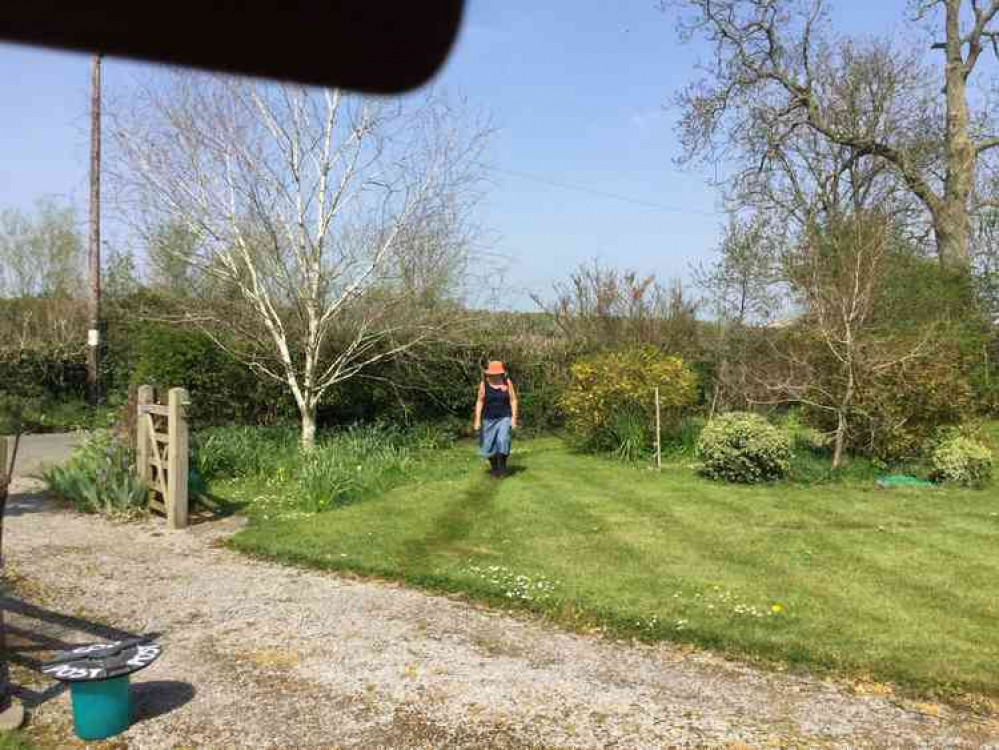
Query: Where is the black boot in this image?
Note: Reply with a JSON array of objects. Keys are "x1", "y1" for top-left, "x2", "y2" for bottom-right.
[
  {"x1": 498, "y1": 453, "x2": 509, "y2": 477},
  {"x1": 488, "y1": 455, "x2": 499, "y2": 477}
]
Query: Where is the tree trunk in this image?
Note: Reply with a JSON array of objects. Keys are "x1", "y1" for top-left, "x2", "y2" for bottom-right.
[
  {"x1": 938, "y1": 0, "x2": 975, "y2": 270},
  {"x1": 832, "y1": 411, "x2": 848, "y2": 470},
  {"x1": 300, "y1": 404, "x2": 317, "y2": 451},
  {"x1": 935, "y1": 203, "x2": 971, "y2": 270},
  {"x1": 832, "y1": 362, "x2": 855, "y2": 471}
]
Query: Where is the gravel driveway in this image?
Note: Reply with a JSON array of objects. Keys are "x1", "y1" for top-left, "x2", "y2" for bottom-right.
[{"x1": 4, "y1": 478, "x2": 998, "y2": 749}]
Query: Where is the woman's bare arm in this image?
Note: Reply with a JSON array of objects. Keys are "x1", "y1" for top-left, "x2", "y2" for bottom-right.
[
  {"x1": 508, "y1": 380, "x2": 519, "y2": 428},
  {"x1": 474, "y1": 382, "x2": 484, "y2": 430}
]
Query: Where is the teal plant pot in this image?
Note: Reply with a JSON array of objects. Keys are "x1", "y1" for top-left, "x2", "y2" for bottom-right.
[{"x1": 68, "y1": 674, "x2": 132, "y2": 740}]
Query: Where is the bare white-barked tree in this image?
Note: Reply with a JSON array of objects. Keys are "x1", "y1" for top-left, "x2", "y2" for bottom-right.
[{"x1": 113, "y1": 73, "x2": 491, "y2": 449}]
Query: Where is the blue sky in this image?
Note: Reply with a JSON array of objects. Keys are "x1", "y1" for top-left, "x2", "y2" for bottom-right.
[{"x1": 0, "y1": 0, "x2": 909, "y2": 309}]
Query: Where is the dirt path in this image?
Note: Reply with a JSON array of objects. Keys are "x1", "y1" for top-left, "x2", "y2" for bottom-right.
[{"x1": 4, "y1": 479, "x2": 998, "y2": 750}]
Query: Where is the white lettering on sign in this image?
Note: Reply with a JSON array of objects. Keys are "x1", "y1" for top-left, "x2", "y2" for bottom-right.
[
  {"x1": 72, "y1": 643, "x2": 115, "y2": 654},
  {"x1": 126, "y1": 645, "x2": 161, "y2": 668},
  {"x1": 43, "y1": 665, "x2": 104, "y2": 680}
]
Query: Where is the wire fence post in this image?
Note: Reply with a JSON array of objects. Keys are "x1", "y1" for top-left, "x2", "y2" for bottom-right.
[{"x1": 655, "y1": 386, "x2": 662, "y2": 472}]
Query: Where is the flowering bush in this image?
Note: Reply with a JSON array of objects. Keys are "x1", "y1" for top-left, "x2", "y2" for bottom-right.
[
  {"x1": 930, "y1": 435, "x2": 993, "y2": 486},
  {"x1": 560, "y1": 346, "x2": 698, "y2": 456},
  {"x1": 697, "y1": 412, "x2": 791, "y2": 483}
]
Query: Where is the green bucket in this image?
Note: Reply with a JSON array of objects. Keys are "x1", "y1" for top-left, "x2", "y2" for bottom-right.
[{"x1": 68, "y1": 675, "x2": 132, "y2": 741}]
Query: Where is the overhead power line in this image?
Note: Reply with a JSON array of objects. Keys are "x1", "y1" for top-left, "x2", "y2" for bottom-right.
[{"x1": 487, "y1": 166, "x2": 723, "y2": 217}]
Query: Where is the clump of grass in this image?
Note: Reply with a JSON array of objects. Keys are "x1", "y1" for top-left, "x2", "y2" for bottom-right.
[
  {"x1": 293, "y1": 425, "x2": 416, "y2": 512},
  {"x1": 610, "y1": 410, "x2": 649, "y2": 462},
  {"x1": 0, "y1": 731, "x2": 37, "y2": 750},
  {"x1": 193, "y1": 425, "x2": 298, "y2": 481},
  {"x1": 206, "y1": 422, "x2": 460, "y2": 519}
]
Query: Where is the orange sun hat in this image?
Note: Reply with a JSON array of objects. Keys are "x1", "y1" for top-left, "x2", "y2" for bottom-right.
[{"x1": 483, "y1": 360, "x2": 506, "y2": 376}]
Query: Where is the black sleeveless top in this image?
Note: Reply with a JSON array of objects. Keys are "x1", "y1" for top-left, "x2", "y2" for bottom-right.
[{"x1": 483, "y1": 378, "x2": 512, "y2": 420}]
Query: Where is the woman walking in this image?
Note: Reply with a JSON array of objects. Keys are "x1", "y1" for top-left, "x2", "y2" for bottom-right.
[{"x1": 474, "y1": 360, "x2": 518, "y2": 478}]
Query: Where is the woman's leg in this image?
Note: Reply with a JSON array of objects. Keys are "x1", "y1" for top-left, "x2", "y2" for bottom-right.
[
  {"x1": 497, "y1": 453, "x2": 508, "y2": 476},
  {"x1": 488, "y1": 455, "x2": 499, "y2": 476}
]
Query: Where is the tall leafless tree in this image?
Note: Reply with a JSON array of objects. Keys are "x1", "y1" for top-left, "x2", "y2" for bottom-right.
[
  {"x1": 669, "y1": 0, "x2": 999, "y2": 269},
  {"x1": 112, "y1": 73, "x2": 491, "y2": 448}
]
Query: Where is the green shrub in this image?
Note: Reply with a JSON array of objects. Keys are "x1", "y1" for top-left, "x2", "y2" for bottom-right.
[
  {"x1": 930, "y1": 435, "x2": 994, "y2": 486},
  {"x1": 561, "y1": 346, "x2": 698, "y2": 455},
  {"x1": 124, "y1": 323, "x2": 294, "y2": 427},
  {"x1": 42, "y1": 430, "x2": 148, "y2": 517},
  {"x1": 697, "y1": 412, "x2": 791, "y2": 483}
]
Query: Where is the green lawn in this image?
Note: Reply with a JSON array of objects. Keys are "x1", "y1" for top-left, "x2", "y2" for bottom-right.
[{"x1": 226, "y1": 434, "x2": 999, "y2": 698}]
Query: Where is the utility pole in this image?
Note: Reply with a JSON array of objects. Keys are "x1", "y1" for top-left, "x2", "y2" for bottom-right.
[{"x1": 87, "y1": 54, "x2": 102, "y2": 405}]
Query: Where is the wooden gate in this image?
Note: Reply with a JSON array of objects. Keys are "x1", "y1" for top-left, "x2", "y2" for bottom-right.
[{"x1": 136, "y1": 385, "x2": 189, "y2": 529}]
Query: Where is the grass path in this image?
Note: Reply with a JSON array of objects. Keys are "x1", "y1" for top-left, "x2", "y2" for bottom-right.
[{"x1": 230, "y1": 435, "x2": 999, "y2": 699}]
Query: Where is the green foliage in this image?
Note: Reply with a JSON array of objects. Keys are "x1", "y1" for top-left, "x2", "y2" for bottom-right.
[
  {"x1": 201, "y1": 422, "x2": 458, "y2": 516},
  {"x1": 292, "y1": 428, "x2": 416, "y2": 512},
  {"x1": 561, "y1": 346, "x2": 698, "y2": 455},
  {"x1": 108, "y1": 314, "x2": 295, "y2": 427},
  {"x1": 697, "y1": 412, "x2": 791, "y2": 483},
  {"x1": 19, "y1": 399, "x2": 117, "y2": 433},
  {"x1": 609, "y1": 409, "x2": 649, "y2": 462},
  {"x1": 193, "y1": 425, "x2": 298, "y2": 481},
  {"x1": 853, "y1": 351, "x2": 976, "y2": 461},
  {"x1": 777, "y1": 411, "x2": 831, "y2": 456},
  {"x1": 930, "y1": 434, "x2": 994, "y2": 486},
  {"x1": 663, "y1": 415, "x2": 706, "y2": 457},
  {"x1": 42, "y1": 430, "x2": 148, "y2": 518},
  {"x1": 0, "y1": 394, "x2": 35, "y2": 437},
  {"x1": 0, "y1": 300, "x2": 88, "y2": 402}
]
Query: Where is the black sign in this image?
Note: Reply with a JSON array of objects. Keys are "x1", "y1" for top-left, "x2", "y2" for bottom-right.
[{"x1": 42, "y1": 639, "x2": 162, "y2": 682}]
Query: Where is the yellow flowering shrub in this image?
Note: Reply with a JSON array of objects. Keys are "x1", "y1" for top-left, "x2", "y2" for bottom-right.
[{"x1": 560, "y1": 347, "x2": 698, "y2": 453}]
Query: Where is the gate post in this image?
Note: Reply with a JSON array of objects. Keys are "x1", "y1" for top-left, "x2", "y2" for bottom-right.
[
  {"x1": 136, "y1": 385, "x2": 153, "y2": 490},
  {"x1": 167, "y1": 388, "x2": 189, "y2": 530}
]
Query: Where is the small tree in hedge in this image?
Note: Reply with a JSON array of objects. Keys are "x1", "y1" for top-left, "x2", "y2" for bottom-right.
[
  {"x1": 560, "y1": 346, "x2": 698, "y2": 455},
  {"x1": 697, "y1": 412, "x2": 790, "y2": 483}
]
